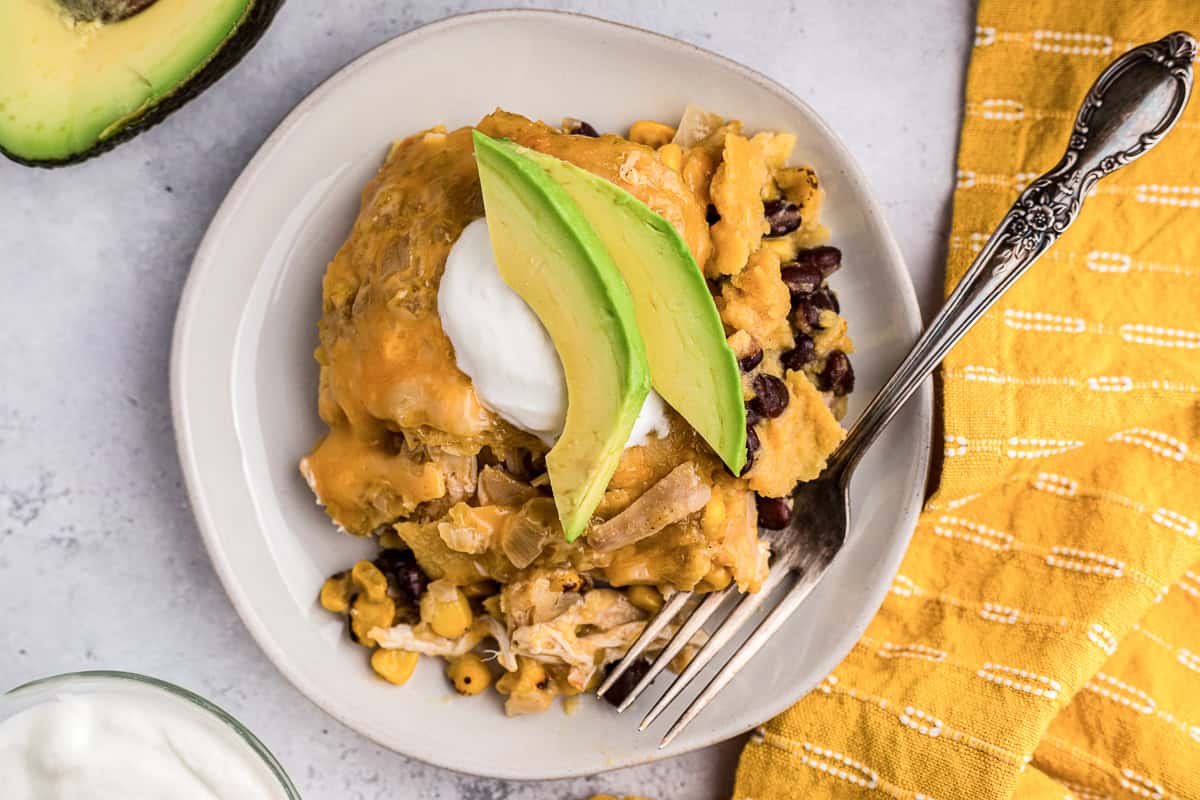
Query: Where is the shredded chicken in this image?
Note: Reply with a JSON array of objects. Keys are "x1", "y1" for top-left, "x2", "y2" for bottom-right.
[
  {"x1": 501, "y1": 566, "x2": 585, "y2": 628},
  {"x1": 510, "y1": 589, "x2": 645, "y2": 689},
  {"x1": 480, "y1": 615, "x2": 518, "y2": 672},
  {"x1": 496, "y1": 656, "x2": 556, "y2": 716},
  {"x1": 370, "y1": 619, "x2": 486, "y2": 657},
  {"x1": 590, "y1": 462, "x2": 712, "y2": 552},
  {"x1": 372, "y1": 614, "x2": 515, "y2": 671}
]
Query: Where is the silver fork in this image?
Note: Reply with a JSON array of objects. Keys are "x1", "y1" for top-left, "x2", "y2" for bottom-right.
[{"x1": 597, "y1": 30, "x2": 1196, "y2": 748}]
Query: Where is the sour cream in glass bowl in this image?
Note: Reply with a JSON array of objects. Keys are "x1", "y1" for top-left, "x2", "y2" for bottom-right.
[{"x1": 0, "y1": 671, "x2": 298, "y2": 800}]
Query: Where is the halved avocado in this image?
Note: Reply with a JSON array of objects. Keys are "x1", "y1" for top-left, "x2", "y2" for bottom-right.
[
  {"x1": 516, "y1": 145, "x2": 747, "y2": 474},
  {"x1": 473, "y1": 130, "x2": 651, "y2": 542},
  {"x1": 0, "y1": 0, "x2": 282, "y2": 166}
]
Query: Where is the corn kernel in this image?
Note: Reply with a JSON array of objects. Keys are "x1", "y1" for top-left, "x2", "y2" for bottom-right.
[
  {"x1": 371, "y1": 648, "x2": 419, "y2": 685},
  {"x1": 670, "y1": 642, "x2": 701, "y2": 674},
  {"x1": 628, "y1": 119, "x2": 676, "y2": 148},
  {"x1": 377, "y1": 527, "x2": 406, "y2": 550},
  {"x1": 701, "y1": 493, "x2": 727, "y2": 537},
  {"x1": 495, "y1": 656, "x2": 556, "y2": 714},
  {"x1": 420, "y1": 584, "x2": 473, "y2": 639},
  {"x1": 696, "y1": 564, "x2": 732, "y2": 592},
  {"x1": 350, "y1": 560, "x2": 388, "y2": 601},
  {"x1": 319, "y1": 571, "x2": 353, "y2": 614},
  {"x1": 446, "y1": 653, "x2": 492, "y2": 695},
  {"x1": 350, "y1": 593, "x2": 396, "y2": 647},
  {"x1": 626, "y1": 585, "x2": 663, "y2": 615},
  {"x1": 763, "y1": 236, "x2": 799, "y2": 262},
  {"x1": 500, "y1": 656, "x2": 548, "y2": 694},
  {"x1": 657, "y1": 142, "x2": 683, "y2": 172},
  {"x1": 547, "y1": 569, "x2": 583, "y2": 593}
]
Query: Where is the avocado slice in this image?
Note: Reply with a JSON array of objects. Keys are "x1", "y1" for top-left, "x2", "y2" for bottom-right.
[
  {"x1": 514, "y1": 145, "x2": 747, "y2": 473},
  {"x1": 0, "y1": 0, "x2": 282, "y2": 166},
  {"x1": 472, "y1": 130, "x2": 651, "y2": 542}
]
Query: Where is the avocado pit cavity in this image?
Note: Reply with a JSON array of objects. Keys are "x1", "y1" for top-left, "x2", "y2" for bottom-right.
[{"x1": 57, "y1": 0, "x2": 159, "y2": 23}]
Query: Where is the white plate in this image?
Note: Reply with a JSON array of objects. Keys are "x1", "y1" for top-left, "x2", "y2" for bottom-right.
[{"x1": 171, "y1": 9, "x2": 932, "y2": 781}]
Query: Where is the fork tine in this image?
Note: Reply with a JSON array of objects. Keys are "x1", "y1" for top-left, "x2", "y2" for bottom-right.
[
  {"x1": 613, "y1": 586, "x2": 732, "y2": 713},
  {"x1": 638, "y1": 565, "x2": 790, "y2": 731},
  {"x1": 596, "y1": 590, "x2": 692, "y2": 699},
  {"x1": 658, "y1": 570, "x2": 822, "y2": 747}
]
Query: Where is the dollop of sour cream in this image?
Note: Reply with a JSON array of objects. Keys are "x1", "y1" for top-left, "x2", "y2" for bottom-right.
[
  {"x1": 439, "y1": 218, "x2": 670, "y2": 448},
  {"x1": 0, "y1": 691, "x2": 288, "y2": 800}
]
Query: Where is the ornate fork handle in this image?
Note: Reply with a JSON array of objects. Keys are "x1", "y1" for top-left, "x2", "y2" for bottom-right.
[{"x1": 833, "y1": 31, "x2": 1197, "y2": 476}]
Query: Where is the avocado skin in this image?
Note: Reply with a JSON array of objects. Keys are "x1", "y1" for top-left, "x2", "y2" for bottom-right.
[{"x1": 1, "y1": 0, "x2": 284, "y2": 169}]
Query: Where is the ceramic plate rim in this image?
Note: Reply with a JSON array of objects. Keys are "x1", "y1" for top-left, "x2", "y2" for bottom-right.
[{"x1": 171, "y1": 8, "x2": 932, "y2": 780}]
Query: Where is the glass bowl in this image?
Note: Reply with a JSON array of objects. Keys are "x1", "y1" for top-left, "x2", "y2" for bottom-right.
[{"x1": 0, "y1": 670, "x2": 300, "y2": 798}]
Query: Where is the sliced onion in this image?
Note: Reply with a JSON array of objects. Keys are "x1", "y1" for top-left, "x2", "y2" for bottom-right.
[
  {"x1": 671, "y1": 103, "x2": 726, "y2": 147},
  {"x1": 500, "y1": 498, "x2": 558, "y2": 568},
  {"x1": 437, "y1": 521, "x2": 490, "y2": 554},
  {"x1": 476, "y1": 466, "x2": 538, "y2": 507}
]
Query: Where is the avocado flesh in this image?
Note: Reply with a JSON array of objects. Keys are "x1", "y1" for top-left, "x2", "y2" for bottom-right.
[
  {"x1": 520, "y1": 147, "x2": 747, "y2": 473},
  {"x1": 472, "y1": 131, "x2": 651, "y2": 542},
  {"x1": 0, "y1": 0, "x2": 258, "y2": 164}
]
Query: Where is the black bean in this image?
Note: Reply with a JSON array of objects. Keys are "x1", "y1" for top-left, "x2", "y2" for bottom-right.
[
  {"x1": 780, "y1": 264, "x2": 822, "y2": 297},
  {"x1": 706, "y1": 204, "x2": 721, "y2": 225},
  {"x1": 793, "y1": 300, "x2": 822, "y2": 332},
  {"x1": 745, "y1": 401, "x2": 763, "y2": 428},
  {"x1": 602, "y1": 658, "x2": 652, "y2": 707},
  {"x1": 781, "y1": 335, "x2": 816, "y2": 371},
  {"x1": 374, "y1": 549, "x2": 429, "y2": 605},
  {"x1": 504, "y1": 448, "x2": 534, "y2": 480},
  {"x1": 795, "y1": 246, "x2": 842, "y2": 277},
  {"x1": 752, "y1": 374, "x2": 790, "y2": 418},
  {"x1": 820, "y1": 350, "x2": 855, "y2": 396},
  {"x1": 740, "y1": 427, "x2": 761, "y2": 476},
  {"x1": 565, "y1": 118, "x2": 600, "y2": 137},
  {"x1": 810, "y1": 288, "x2": 839, "y2": 314},
  {"x1": 756, "y1": 495, "x2": 793, "y2": 530},
  {"x1": 763, "y1": 199, "x2": 802, "y2": 237},
  {"x1": 738, "y1": 347, "x2": 764, "y2": 371}
]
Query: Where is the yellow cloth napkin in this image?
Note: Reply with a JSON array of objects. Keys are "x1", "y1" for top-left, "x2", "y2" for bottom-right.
[{"x1": 735, "y1": 3, "x2": 1200, "y2": 799}]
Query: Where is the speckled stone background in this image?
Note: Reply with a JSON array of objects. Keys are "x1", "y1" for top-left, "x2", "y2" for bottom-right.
[{"x1": 0, "y1": 1, "x2": 971, "y2": 797}]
